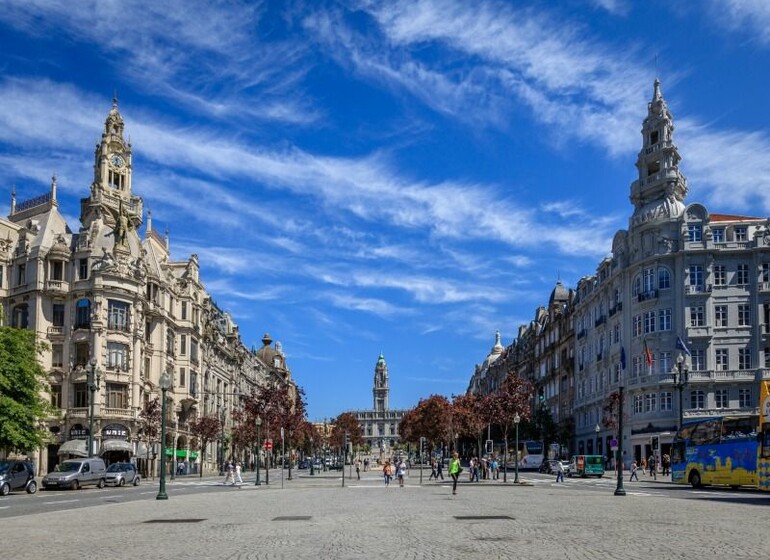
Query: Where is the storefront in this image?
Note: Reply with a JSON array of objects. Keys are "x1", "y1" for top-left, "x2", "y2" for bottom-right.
[{"x1": 100, "y1": 424, "x2": 132, "y2": 465}]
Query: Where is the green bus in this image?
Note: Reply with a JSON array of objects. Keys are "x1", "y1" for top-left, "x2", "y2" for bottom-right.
[{"x1": 568, "y1": 454, "x2": 605, "y2": 477}]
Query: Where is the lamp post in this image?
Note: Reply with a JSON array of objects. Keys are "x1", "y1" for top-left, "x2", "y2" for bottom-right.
[
  {"x1": 513, "y1": 413, "x2": 520, "y2": 484},
  {"x1": 595, "y1": 424, "x2": 600, "y2": 456},
  {"x1": 614, "y1": 384, "x2": 626, "y2": 496},
  {"x1": 672, "y1": 353, "x2": 690, "y2": 433},
  {"x1": 171, "y1": 419, "x2": 178, "y2": 480},
  {"x1": 156, "y1": 371, "x2": 171, "y2": 500},
  {"x1": 87, "y1": 358, "x2": 101, "y2": 458},
  {"x1": 310, "y1": 437, "x2": 315, "y2": 476},
  {"x1": 219, "y1": 409, "x2": 226, "y2": 476},
  {"x1": 255, "y1": 415, "x2": 262, "y2": 486}
]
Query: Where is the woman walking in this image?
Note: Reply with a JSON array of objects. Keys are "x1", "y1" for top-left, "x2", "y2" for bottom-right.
[
  {"x1": 383, "y1": 461, "x2": 392, "y2": 487},
  {"x1": 449, "y1": 451, "x2": 462, "y2": 495}
]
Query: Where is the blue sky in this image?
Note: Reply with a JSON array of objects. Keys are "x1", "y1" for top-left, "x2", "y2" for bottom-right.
[{"x1": 1, "y1": 1, "x2": 769, "y2": 421}]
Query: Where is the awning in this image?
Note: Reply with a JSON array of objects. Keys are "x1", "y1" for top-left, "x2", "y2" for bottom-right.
[
  {"x1": 58, "y1": 439, "x2": 88, "y2": 457},
  {"x1": 164, "y1": 448, "x2": 198, "y2": 459},
  {"x1": 101, "y1": 439, "x2": 134, "y2": 454}
]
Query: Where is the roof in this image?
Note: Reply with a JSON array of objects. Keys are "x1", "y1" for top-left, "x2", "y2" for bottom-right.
[{"x1": 709, "y1": 213, "x2": 764, "y2": 222}]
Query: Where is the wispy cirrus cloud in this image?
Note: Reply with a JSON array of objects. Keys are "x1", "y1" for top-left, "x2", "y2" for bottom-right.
[{"x1": 704, "y1": 0, "x2": 770, "y2": 46}]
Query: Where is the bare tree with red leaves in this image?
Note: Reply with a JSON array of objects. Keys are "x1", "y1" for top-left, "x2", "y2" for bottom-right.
[{"x1": 189, "y1": 414, "x2": 222, "y2": 478}]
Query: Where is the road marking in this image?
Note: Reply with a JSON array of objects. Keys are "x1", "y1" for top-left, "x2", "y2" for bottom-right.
[{"x1": 43, "y1": 499, "x2": 78, "y2": 505}]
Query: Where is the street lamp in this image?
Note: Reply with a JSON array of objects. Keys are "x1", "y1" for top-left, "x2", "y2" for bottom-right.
[
  {"x1": 310, "y1": 437, "x2": 315, "y2": 476},
  {"x1": 513, "y1": 413, "x2": 520, "y2": 484},
  {"x1": 219, "y1": 409, "x2": 226, "y2": 476},
  {"x1": 672, "y1": 353, "x2": 690, "y2": 433},
  {"x1": 614, "y1": 384, "x2": 626, "y2": 497},
  {"x1": 171, "y1": 419, "x2": 178, "y2": 480},
  {"x1": 87, "y1": 358, "x2": 102, "y2": 458},
  {"x1": 156, "y1": 371, "x2": 171, "y2": 500},
  {"x1": 595, "y1": 424, "x2": 600, "y2": 456},
  {"x1": 255, "y1": 415, "x2": 262, "y2": 486}
]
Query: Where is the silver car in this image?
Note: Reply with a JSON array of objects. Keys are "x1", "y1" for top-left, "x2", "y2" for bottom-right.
[{"x1": 105, "y1": 463, "x2": 141, "y2": 487}]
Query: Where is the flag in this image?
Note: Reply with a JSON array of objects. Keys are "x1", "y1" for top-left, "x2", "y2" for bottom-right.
[
  {"x1": 675, "y1": 336, "x2": 691, "y2": 357},
  {"x1": 620, "y1": 347, "x2": 626, "y2": 370},
  {"x1": 643, "y1": 338, "x2": 653, "y2": 368}
]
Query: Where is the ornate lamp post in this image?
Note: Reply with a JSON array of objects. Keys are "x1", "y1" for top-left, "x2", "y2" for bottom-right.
[
  {"x1": 310, "y1": 437, "x2": 315, "y2": 476},
  {"x1": 219, "y1": 409, "x2": 226, "y2": 476},
  {"x1": 171, "y1": 419, "x2": 178, "y2": 480},
  {"x1": 673, "y1": 353, "x2": 690, "y2": 433},
  {"x1": 595, "y1": 424, "x2": 601, "y2": 456},
  {"x1": 156, "y1": 371, "x2": 171, "y2": 500},
  {"x1": 255, "y1": 415, "x2": 262, "y2": 486},
  {"x1": 87, "y1": 358, "x2": 101, "y2": 458},
  {"x1": 614, "y1": 384, "x2": 626, "y2": 497},
  {"x1": 513, "y1": 413, "x2": 520, "y2": 484}
]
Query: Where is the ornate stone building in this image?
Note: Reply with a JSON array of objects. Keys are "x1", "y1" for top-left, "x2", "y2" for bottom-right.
[
  {"x1": 1, "y1": 99, "x2": 295, "y2": 474},
  {"x1": 351, "y1": 353, "x2": 407, "y2": 456},
  {"x1": 467, "y1": 80, "x2": 770, "y2": 465}
]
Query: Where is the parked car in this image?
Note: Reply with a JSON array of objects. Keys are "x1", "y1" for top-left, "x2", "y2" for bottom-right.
[
  {"x1": 105, "y1": 462, "x2": 141, "y2": 486},
  {"x1": 42, "y1": 458, "x2": 107, "y2": 490},
  {"x1": 0, "y1": 459, "x2": 37, "y2": 496}
]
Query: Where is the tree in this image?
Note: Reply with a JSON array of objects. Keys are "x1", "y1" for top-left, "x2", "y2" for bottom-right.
[
  {"x1": 137, "y1": 397, "x2": 161, "y2": 478},
  {"x1": 452, "y1": 393, "x2": 489, "y2": 459},
  {"x1": 397, "y1": 395, "x2": 452, "y2": 454},
  {"x1": 0, "y1": 327, "x2": 52, "y2": 455},
  {"x1": 189, "y1": 414, "x2": 222, "y2": 478},
  {"x1": 485, "y1": 373, "x2": 533, "y2": 482},
  {"x1": 331, "y1": 412, "x2": 363, "y2": 463}
]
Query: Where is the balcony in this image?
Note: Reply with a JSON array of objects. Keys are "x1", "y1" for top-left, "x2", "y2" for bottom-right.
[
  {"x1": 637, "y1": 289, "x2": 658, "y2": 302},
  {"x1": 47, "y1": 325, "x2": 65, "y2": 336},
  {"x1": 594, "y1": 315, "x2": 607, "y2": 327},
  {"x1": 103, "y1": 407, "x2": 134, "y2": 419},
  {"x1": 760, "y1": 281, "x2": 770, "y2": 292},
  {"x1": 107, "y1": 320, "x2": 132, "y2": 333},
  {"x1": 45, "y1": 279, "x2": 69, "y2": 294},
  {"x1": 685, "y1": 285, "x2": 708, "y2": 295}
]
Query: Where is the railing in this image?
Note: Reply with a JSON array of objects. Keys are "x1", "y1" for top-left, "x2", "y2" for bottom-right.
[
  {"x1": 107, "y1": 320, "x2": 132, "y2": 332},
  {"x1": 594, "y1": 315, "x2": 606, "y2": 327},
  {"x1": 686, "y1": 285, "x2": 707, "y2": 295},
  {"x1": 760, "y1": 282, "x2": 770, "y2": 292},
  {"x1": 103, "y1": 407, "x2": 134, "y2": 418},
  {"x1": 637, "y1": 289, "x2": 658, "y2": 302},
  {"x1": 47, "y1": 326, "x2": 65, "y2": 335},
  {"x1": 45, "y1": 279, "x2": 69, "y2": 292}
]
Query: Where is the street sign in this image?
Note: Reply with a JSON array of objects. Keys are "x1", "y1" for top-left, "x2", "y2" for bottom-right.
[
  {"x1": 610, "y1": 438, "x2": 618, "y2": 451},
  {"x1": 264, "y1": 439, "x2": 273, "y2": 450}
]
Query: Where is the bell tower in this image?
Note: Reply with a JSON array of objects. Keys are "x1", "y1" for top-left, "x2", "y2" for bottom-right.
[
  {"x1": 373, "y1": 353, "x2": 389, "y2": 413},
  {"x1": 629, "y1": 79, "x2": 688, "y2": 227}
]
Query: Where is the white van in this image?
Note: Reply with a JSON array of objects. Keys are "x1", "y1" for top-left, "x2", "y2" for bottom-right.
[{"x1": 42, "y1": 458, "x2": 107, "y2": 490}]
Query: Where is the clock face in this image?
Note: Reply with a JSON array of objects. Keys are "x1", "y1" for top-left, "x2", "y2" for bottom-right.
[{"x1": 110, "y1": 154, "x2": 125, "y2": 168}]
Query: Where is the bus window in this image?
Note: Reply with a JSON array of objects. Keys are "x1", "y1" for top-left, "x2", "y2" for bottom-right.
[
  {"x1": 691, "y1": 419, "x2": 720, "y2": 445},
  {"x1": 762, "y1": 428, "x2": 770, "y2": 460},
  {"x1": 722, "y1": 417, "x2": 756, "y2": 441},
  {"x1": 671, "y1": 441, "x2": 686, "y2": 464}
]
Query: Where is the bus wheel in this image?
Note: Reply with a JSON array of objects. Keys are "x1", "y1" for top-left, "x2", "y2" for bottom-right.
[{"x1": 689, "y1": 470, "x2": 702, "y2": 488}]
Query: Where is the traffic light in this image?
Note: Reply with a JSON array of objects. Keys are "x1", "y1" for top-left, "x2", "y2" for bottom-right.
[
  {"x1": 420, "y1": 437, "x2": 426, "y2": 454},
  {"x1": 538, "y1": 387, "x2": 545, "y2": 402},
  {"x1": 485, "y1": 439, "x2": 493, "y2": 455},
  {"x1": 344, "y1": 433, "x2": 350, "y2": 446}
]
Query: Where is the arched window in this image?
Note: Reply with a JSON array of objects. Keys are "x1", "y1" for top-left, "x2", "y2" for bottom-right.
[
  {"x1": 12, "y1": 303, "x2": 29, "y2": 328},
  {"x1": 658, "y1": 267, "x2": 671, "y2": 290}
]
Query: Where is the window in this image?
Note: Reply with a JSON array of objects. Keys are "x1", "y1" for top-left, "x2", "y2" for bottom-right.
[
  {"x1": 181, "y1": 302, "x2": 188, "y2": 320},
  {"x1": 191, "y1": 339, "x2": 199, "y2": 364},
  {"x1": 689, "y1": 265, "x2": 704, "y2": 289},
  {"x1": 633, "y1": 315, "x2": 642, "y2": 337},
  {"x1": 738, "y1": 304, "x2": 751, "y2": 326},
  {"x1": 714, "y1": 305, "x2": 728, "y2": 327},
  {"x1": 739, "y1": 388, "x2": 752, "y2": 408},
  {"x1": 766, "y1": 347, "x2": 770, "y2": 368},
  {"x1": 715, "y1": 348, "x2": 729, "y2": 370},
  {"x1": 12, "y1": 304, "x2": 29, "y2": 328},
  {"x1": 52, "y1": 344, "x2": 63, "y2": 368},
  {"x1": 16, "y1": 263, "x2": 26, "y2": 286},
  {"x1": 735, "y1": 226, "x2": 747, "y2": 242},
  {"x1": 688, "y1": 224, "x2": 702, "y2": 242},
  {"x1": 105, "y1": 383, "x2": 128, "y2": 409},
  {"x1": 738, "y1": 347, "x2": 751, "y2": 370},
  {"x1": 79, "y1": 258, "x2": 89, "y2": 280},
  {"x1": 50, "y1": 385, "x2": 62, "y2": 409},
  {"x1": 644, "y1": 393, "x2": 658, "y2": 412},
  {"x1": 50, "y1": 260, "x2": 64, "y2": 281},
  {"x1": 107, "y1": 300, "x2": 130, "y2": 331},
  {"x1": 634, "y1": 394, "x2": 643, "y2": 414},
  {"x1": 658, "y1": 268, "x2": 670, "y2": 290},
  {"x1": 712, "y1": 228, "x2": 725, "y2": 243},
  {"x1": 107, "y1": 342, "x2": 128, "y2": 371},
  {"x1": 715, "y1": 389, "x2": 729, "y2": 409},
  {"x1": 643, "y1": 268, "x2": 655, "y2": 292},
  {"x1": 632, "y1": 276, "x2": 641, "y2": 296},
  {"x1": 660, "y1": 392, "x2": 673, "y2": 411},
  {"x1": 713, "y1": 265, "x2": 726, "y2": 286},
  {"x1": 75, "y1": 299, "x2": 91, "y2": 329},
  {"x1": 658, "y1": 351, "x2": 671, "y2": 375},
  {"x1": 75, "y1": 343, "x2": 90, "y2": 368},
  {"x1": 179, "y1": 368, "x2": 186, "y2": 388},
  {"x1": 690, "y1": 390, "x2": 705, "y2": 410},
  {"x1": 736, "y1": 264, "x2": 749, "y2": 285},
  {"x1": 763, "y1": 263, "x2": 770, "y2": 283},
  {"x1": 190, "y1": 371, "x2": 198, "y2": 398},
  {"x1": 180, "y1": 334, "x2": 187, "y2": 355},
  {"x1": 74, "y1": 382, "x2": 88, "y2": 408},
  {"x1": 658, "y1": 308, "x2": 672, "y2": 331},
  {"x1": 166, "y1": 330, "x2": 175, "y2": 355},
  {"x1": 632, "y1": 356, "x2": 642, "y2": 377},
  {"x1": 644, "y1": 311, "x2": 656, "y2": 334},
  {"x1": 53, "y1": 303, "x2": 65, "y2": 327},
  {"x1": 0, "y1": 264, "x2": 3, "y2": 289},
  {"x1": 690, "y1": 306, "x2": 705, "y2": 327},
  {"x1": 691, "y1": 349, "x2": 705, "y2": 371}
]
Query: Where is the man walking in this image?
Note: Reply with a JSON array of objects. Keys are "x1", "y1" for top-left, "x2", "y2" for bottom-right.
[
  {"x1": 449, "y1": 452, "x2": 461, "y2": 495},
  {"x1": 555, "y1": 460, "x2": 565, "y2": 483},
  {"x1": 629, "y1": 460, "x2": 639, "y2": 482}
]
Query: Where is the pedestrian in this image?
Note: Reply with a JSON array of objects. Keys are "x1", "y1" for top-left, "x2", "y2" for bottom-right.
[
  {"x1": 436, "y1": 458, "x2": 444, "y2": 480},
  {"x1": 468, "y1": 457, "x2": 476, "y2": 482},
  {"x1": 397, "y1": 458, "x2": 407, "y2": 487},
  {"x1": 383, "y1": 461, "x2": 391, "y2": 486},
  {"x1": 662, "y1": 453, "x2": 671, "y2": 476},
  {"x1": 233, "y1": 462, "x2": 243, "y2": 486},
  {"x1": 648, "y1": 455, "x2": 657, "y2": 480},
  {"x1": 364, "y1": 458, "x2": 369, "y2": 472},
  {"x1": 449, "y1": 451, "x2": 462, "y2": 495},
  {"x1": 629, "y1": 460, "x2": 639, "y2": 481},
  {"x1": 355, "y1": 460, "x2": 361, "y2": 480},
  {"x1": 640, "y1": 456, "x2": 647, "y2": 475},
  {"x1": 555, "y1": 459, "x2": 565, "y2": 483},
  {"x1": 491, "y1": 457, "x2": 499, "y2": 480},
  {"x1": 429, "y1": 459, "x2": 437, "y2": 480},
  {"x1": 223, "y1": 461, "x2": 234, "y2": 485}
]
